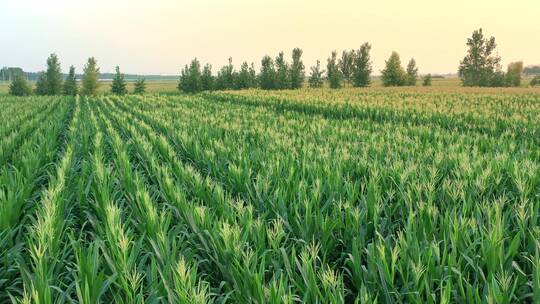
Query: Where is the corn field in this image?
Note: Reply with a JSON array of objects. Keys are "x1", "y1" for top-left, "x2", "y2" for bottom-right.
[{"x1": 1, "y1": 88, "x2": 540, "y2": 303}]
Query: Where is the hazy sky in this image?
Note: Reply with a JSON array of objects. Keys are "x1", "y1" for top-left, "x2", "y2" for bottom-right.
[{"x1": 1, "y1": 0, "x2": 539, "y2": 75}]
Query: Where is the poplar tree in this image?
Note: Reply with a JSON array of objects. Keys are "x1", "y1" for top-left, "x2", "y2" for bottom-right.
[
  {"x1": 111, "y1": 66, "x2": 127, "y2": 95},
  {"x1": 45, "y1": 53, "x2": 63, "y2": 95},
  {"x1": 352, "y1": 42, "x2": 372, "y2": 87},
  {"x1": 290, "y1": 48, "x2": 305, "y2": 89},
  {"x1": 327, "y1": 51, "x2": 342, "y2": 89},
  {"x1": 406, "y1": 58, "x2": 418, "y2": 86},
  {"x1": 235, "y1": 62, "x2": 251, "y2": 89},
  {"x1": 275, "y1": 52, "x2": 290, "y2": 89},
  {"x1": 35, "y1": 73, "x2": 48, "y2": 95},
  {"x1": 81, "y1": 57, "x2": 100, "y2": 95},
  {"x1": 308, "y1": 60, "x2": 325, "y2": 88},
  {"x1": 259, "y1": 55, "x2": 276, "y2": 90},
  {"x1": 339, "y1": 50, "x2": 354, "y2": 85},
  {"x1": 201, "y1": 64, "x2": 214, "y2": 91},
  {"x1": 178, "y1": 58, "x2": 202, "y2": 93},
  {"x1": 458, "y1": 28, "x2": 501, "y2": 87},
  {"x1": 63, "y1": 65, "x2": 78, "y2": 96},
  {"x1": 248, "y1": 63, "x2": 257, "y2": 88}
]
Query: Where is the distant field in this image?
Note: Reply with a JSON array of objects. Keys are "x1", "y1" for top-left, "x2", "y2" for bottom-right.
[
  {"x1": 1, "y1": 77, "x2": 538, "y2": 95},
  {"x1": 0, "y1": 80, "x2": 179, "y2": 95},
  {"x1": 2, "y1": 87, "x2": 540, "y2": 302}
]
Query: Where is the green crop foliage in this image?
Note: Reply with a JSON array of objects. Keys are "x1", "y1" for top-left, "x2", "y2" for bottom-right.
[{"x1": 1, "y1": 87, "x2": 540, "y2": 303}]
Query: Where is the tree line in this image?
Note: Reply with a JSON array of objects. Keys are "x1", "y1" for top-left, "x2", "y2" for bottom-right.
[
  {"x1": 8, "y1": 55, "x2": 146, "y2": 96},
  {"x1": 8, "y1": 28, "x2": 540, "y2": 96}
]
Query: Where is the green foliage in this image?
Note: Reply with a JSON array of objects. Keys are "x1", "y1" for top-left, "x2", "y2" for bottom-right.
[
  {"x1": 8, "y1": 75, "x2": 32, "y2": 96},
  {"x1": 259, "y1": 55, "x2": 276, "y2": 90},
  {"x1": 459, "y1": 28, "x2": 502, "y2": 87},
  {"x1": 2, "y1": 90, "x2": 540, "y2": 302},
  {"x1": 63, "y1": 66, "x2": 78, "y2": 96},
  {"x1": 111, "y1": 66, "x2": 128, "y2": 95},
  {"x1": 506, "y1": 61, "x2": 523, "y2": 87},
  {"x1": 351, "y1": 43, "x2": 372, "y2": 87},
  {"x1": 326, "y1": 51, "x2": 342, "y2": 89},
  {"x1": 235, "y1": 62, "x2": 252, "y2": 89},
  {"x1": 81, "y1": 57, "x2": 100, "y2": 95},
  {"x1": 406, "y1": 58, "x2": 418, "y2": 86},
  {"x1": 275, "y1": 52, "x2": 290, "y2": 90},
  {"x1": 524, "y1": 65, "x2": 540, "y2": 75},
  {"x1": 308, "y1": 60, "x2": 325, "y2": 88},
  {"x1": 201, "y1": 64, "x2": 214, "y2": 91},
  {"x1": 215, "y1": 57, "x2": 235, "y2": 90},
  {"x1": 422, "y1": 74, "x2": 432, "y2": 86},
  {"x1": 339, "y1": 50, "x2": 354, "y2": 85},
  {"x1": 178, "y1": 58, "x2": 202, "y2": 93},
  {"x1": 45, "y1": 53, "x2": 63, "y2": 95},
  {"x1": 530, "y1": 75, "x2": 540, "y2": 86},
  {"x1": 34, "y1": 73, "x2": 48, "y2": 95},
  {"x1": 134, "y1": 78, "x2": 146, "y2": 94},
  {"x1": 381, "y1": 52, "x2": 406, "y2": 86},
  {"x1": 290, "y1": 48, "x2": 305, "y2": 89},
  {"x1": 0, "y1": 67, "x2": 24, "y2": 81}
]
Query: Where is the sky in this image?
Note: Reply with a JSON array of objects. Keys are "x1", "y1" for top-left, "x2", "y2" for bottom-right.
[{"x1": 1, "y1": 0, "x2": 539, "y2": 75}]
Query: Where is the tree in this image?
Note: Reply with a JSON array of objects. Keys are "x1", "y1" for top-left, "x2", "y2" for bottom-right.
[
  {"x1": 327, "y1": 51, "x2": 342, "y2": 89},
  {"x1": 248, "y1": 63, "x2": 257, "y2": 88},
  {"x1": 339, "y1": 50, "x2": 354, "y2": 85},
  {"x1": 275, "y1": 52, "x2": 290, "y2": 89},
  {"x1": 458, "y1": 28, "x2": 502, "y2": 87},
  {"x1": 81, "y1": 57, "x2": 100, "y2": 95},
  {"x1": 111, "y1": 66, "x2": 127, "y2": 95},
  {"x1": 530, "y1": 75, "x2": 540, "y2": 86},
  {"x1": 308, "y1": 60, "x2": 325, "y2": 88},
  {"x1": 216, "y1": 57, "x2": 235, "y2": 90},
  {"x1": 178, "y1": 58, "x2": 202, "y2": 93},
  {"x1": 406, "y1": 58, "x2": 418, "y2": 86},
  {"x1": 235, "y1": 62, "x2": 251, "y2": 89},
  {"x1": 422, "y1": 74, "x2": 432, "y2": 86},
  {"x1": 381, "y1": 52, "x2": 406, "y2": 86},
  {"x1": 63, "y1": 65, "x2": 78, "y2": 96},
  {"x1": 201, "y1": 64, "x2": 214, "y2": 91},
  {"x1": 505, "y1": 61, "x2": 523, "y2": 87},
  {"x1": 35, "y1": 73, "x2": 48, "y2": 95},
  {"x1": 352, "y1": 43, "x2": 372, "y2": 87},
  {"x1": 9, "y1": 75, "x2": 32, "y2": 96},
  {"x1": 290, "y1": 48, "x2": 305, "y2": 89},
  {"x1": 134, "y1": 78, "x2": 146, "y2": 94},
  {"x1": 45, "y1": 54, "x2": 63, "y2": 95},
  {"x1": 259, "y1": 55, "x2": 276, "y2": 90}
]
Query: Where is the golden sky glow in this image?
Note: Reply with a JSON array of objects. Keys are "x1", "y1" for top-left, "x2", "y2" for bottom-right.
[{"x1": 1, "y1": 0, "x2": 539, "y2": 75}]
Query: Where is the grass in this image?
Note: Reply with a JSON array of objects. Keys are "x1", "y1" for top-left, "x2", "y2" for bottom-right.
[{"x1": 1, "y1": 87, "x2": 540, "y2": 302}]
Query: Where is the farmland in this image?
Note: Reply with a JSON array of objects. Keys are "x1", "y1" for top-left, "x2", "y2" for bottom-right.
[{"x1": 1, "y1": 88, "x2": 540, "y2": 303}]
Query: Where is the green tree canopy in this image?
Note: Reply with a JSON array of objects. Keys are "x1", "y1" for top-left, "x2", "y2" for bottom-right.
[
  {"x1": 275, "y1": 52, "x2": 290, "y2": 90},
  {"x1": 134, "y1": 78, "x2": 146, "y2": 94},
  {"x1": 352, "y1": 43, "x2": 372, "y2": 87},
  {"x1": 201, "y1": 64, "x2": 214, "y2": 91},
  {"x1": 81, "y1": 57, "x2": 100, "y2": 95},
  {"x1": 259, "y1": 55, "x2": 276, "y2": 90},
  {"x1": 308, "y1": 60, "x2": 325, "y2": 88},
  {"x1": 45, "y1": 54, "x2": 63, "y2": 95},
  {"x1": 422, "y1": 74, "x2": 432, "y2": 86},
  {"x1": 458, "y1": 28, "x2": 502, "y2": 87},
  {"x1": 327, "y1": 51, "x2": 342, "y2": 89},
  {"x1": 381, "y1": 51, "x2": 406, "y2": 87},
  {"x1": 111, "y1": 66, "x2": 127, "y2": 95},
  {"x1": 9, "y1": 75, "x2": 32, "y2": 96},
  {"x1": 178, "y1": 58, "x2": 202, "y2": 93},
  {"x1": 34, "y1": 73, "x2": 48, "y2": 96},
  {"x1": 505, "y1": 61, "x2": 523, "y2": 87},
  {"x1": 63, "y1": 65, "x2": 78, "y2": 96},
  {"x1": 406, "y1": 58, "x2": 418, "y2": 86},
  {"x1": 290, "y1": 48, "x2": 305, "y2": 89}
]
